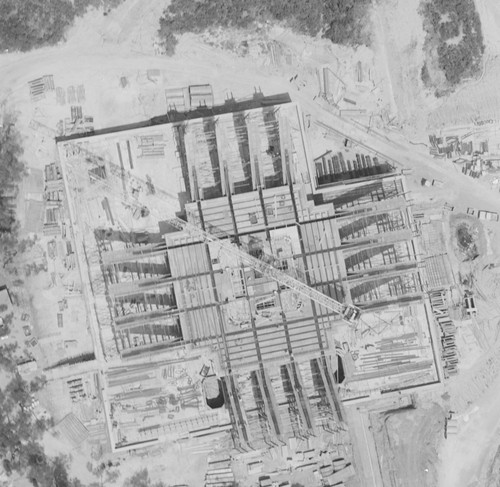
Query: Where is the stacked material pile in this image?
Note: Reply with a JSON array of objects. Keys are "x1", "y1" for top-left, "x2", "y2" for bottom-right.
[
  {"x1": 429, "y1": 290, "x2": 458, "y2": 377},
  {"x1": 28, "y1": 75, "x2": 54, "y2": 101},
  {"x1": 204, "y1": 457, "x2": 235, "y2": 487}
]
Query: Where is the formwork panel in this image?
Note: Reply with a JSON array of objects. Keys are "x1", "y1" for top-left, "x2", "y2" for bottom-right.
[
  {"x1": 168, "y1": 243, "x2": 211, "y2": 277},
  {"x1": 301, "y1": 219, "x2": 338, "y2": 253},
  {"x1": 182, "y1": 305, "x2": 221, "y2": 340}
]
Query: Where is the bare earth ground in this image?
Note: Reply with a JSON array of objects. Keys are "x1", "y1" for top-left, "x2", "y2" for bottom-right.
[
  {"x1": 371, "y1": 402, "x2": 445, "y2": 487},
  {"x1": 439, "y1": 361, "x2": 500, "y2": 487},
  {"x1": 372, "y1": 0, "x2": 433, "y2": 135}
]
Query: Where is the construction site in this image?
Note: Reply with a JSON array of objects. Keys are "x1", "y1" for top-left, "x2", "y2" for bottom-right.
[
  {"x1": 53, "y1": 89, "x2": 442, "y2": 484},
  {"x1": 3, "y1": 0, "x2": 500, "y2": 483}
]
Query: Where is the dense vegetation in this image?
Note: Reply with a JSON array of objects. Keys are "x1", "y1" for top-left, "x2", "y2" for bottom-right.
[
  {"x1": 0, "y1": 0, "x2": 124, "y2": 52},
  {"x1": 0, "y1": 347, "x2": 85, "y2": 486},
  {"x1": 123, "y1": 469, "x2": 166, "y2": 487},
  {"x1": 421, "y1": 0, "x2": 485, "y2": 91},
  {"x1": 74, "y1": 0, "x2": 125, "y2": 16},
  {"x1": 158, "y1": 0, "x2": 371, "y2": 55},
  {"x1": 0, "y1": 0, "x2": 75, "y2": 52},
  {"x1": 0, "y1": 107, "x2": 25, "y2": 265},
  {"x1": 0, "y1": 369, "x2": 77, "y2": 486}
]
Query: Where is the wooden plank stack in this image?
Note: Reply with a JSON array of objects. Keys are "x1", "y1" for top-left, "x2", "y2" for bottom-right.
[
  {"x1": 204, "y1": 456, "x2": 235, "y2": 487},
  {"x1": 429, "y1": 290, "x2": 458, "y2": 377},
  {"x1": 28, "y1": 75, "x2": 54, "y2": 101}
]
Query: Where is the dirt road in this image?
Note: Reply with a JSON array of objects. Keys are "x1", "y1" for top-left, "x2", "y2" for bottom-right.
[{"x1": 344, "y1": 406, "x2": 385, "y2": 487}]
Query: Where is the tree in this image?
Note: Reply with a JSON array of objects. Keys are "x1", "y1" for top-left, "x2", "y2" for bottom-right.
[
  {"x1": 157, "y1": 25, "x2": 178, "y2": 56},
  {"x1": 0, "y1": 0, "x2": 76, "y2": 52},
  {"x1": 74, "y1": 0, "x2": 125, "y2": 16},
  {"x1": 0, "y1": 106, "x2": 25, "y2": 265},
  {"x1": 420, "y1": 0, "x2": 484, "y2": 89},
  {"x1": 0, "y1": 324, "x2": 10, "y2": 338},
  {"x1": 0, "y1": 343, "x2": 17, "y2": 371},
  {"x1": 2, "y1": 459, "x2": 12, "y2": 476},
  {"x1": 2, "y1": 312, "x2": 14, "y2": 326},
  {"x1": 105, "y1": 469, "x2": 121, "y2": 483},
  {"x1": 0, "y1": 0, "x2": 126, "y2": 52},
  {"x1": 53, "y1": 456, "x2": 70, "y2": 487},
  {"x1": 30, "y1": 376, "x2": 48, "y2": 394},
  {"x1": 123, "y1": 469, "x2": 150, "y2": 487},
  {"x1": 323, "y1": 0, "x2": 371, "y2": 46},
  {"x1": 123, "y1": 469, "x2": 166, "y2": 487}
]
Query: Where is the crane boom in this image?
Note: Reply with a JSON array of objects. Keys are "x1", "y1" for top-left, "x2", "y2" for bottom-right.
[
  {"x1": 61, "y1": 142, "x2": 361, "y2": 326},
  {"x1": 163, "y1": 217, "x2": 360, "y2": 323}
]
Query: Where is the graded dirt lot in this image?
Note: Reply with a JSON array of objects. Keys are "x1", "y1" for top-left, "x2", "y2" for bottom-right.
[
  {"x1": 371, "y1": 402, "x2": 445, "y2": 487},
  {"x1": 438, "y1": 361, "x2": 500, "y2": 487},
  {"x1": 372, "y1": 0, "x2": 430, "y2": 133}
]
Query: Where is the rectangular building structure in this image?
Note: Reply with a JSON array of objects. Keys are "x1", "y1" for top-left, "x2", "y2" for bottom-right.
[{"x1": 57, "y1": 93, "x2": 441, "y2": 451}]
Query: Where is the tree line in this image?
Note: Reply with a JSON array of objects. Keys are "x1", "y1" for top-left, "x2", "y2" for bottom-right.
[
  {"x1": 421, "y1": 0, "x2": 484, "y2": 91},
  {"x1": 0, "y1": 0, "x2": 124, "y2": 52},
  {"x1": 158, "y1": 0, "x2": 372, "y2": 55},
  {"x1": 0, "y1": 106, "x2": 25, "y2": 265}
]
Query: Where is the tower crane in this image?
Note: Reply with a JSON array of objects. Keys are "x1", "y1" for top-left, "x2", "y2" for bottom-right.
[{"x1": 60, "y1": 138, "x2": 362, "y2": 326}]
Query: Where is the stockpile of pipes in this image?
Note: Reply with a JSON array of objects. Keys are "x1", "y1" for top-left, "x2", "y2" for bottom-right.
[
  {"x1": 204, "y1": 457, "x2": 235, "y2": 487},
  {"x1": 351, "y1": 333, "x2": 432, "y2": 381},
  {"x1": 429, "y1": 290, "x2": 458, "y2": 377},
  {"x1": 28, "y1": 74, "x2": 54, "y2": 101}
]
